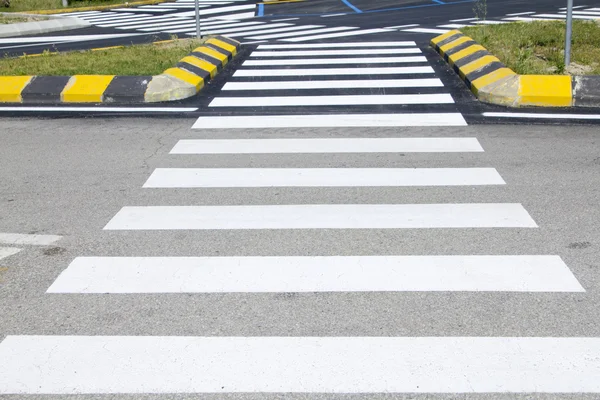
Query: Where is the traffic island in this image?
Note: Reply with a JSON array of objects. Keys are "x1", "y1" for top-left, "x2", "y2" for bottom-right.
[
  {"x1": 0, "y1": 36, "x2": 240, "y2": 104},
  {"x1": 431, "y1": 29, "x2": 600, "y2": 108}
]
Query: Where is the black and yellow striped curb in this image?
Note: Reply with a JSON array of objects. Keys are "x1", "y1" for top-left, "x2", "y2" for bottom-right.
[
  {"x1": 0, "y1": 36, "x2": 240, "y2": 104},
  {"x1": 431, "y1": 30, "x2": 600, "y2": 108}
]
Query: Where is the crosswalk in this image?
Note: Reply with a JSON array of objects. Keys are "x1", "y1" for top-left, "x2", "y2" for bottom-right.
[{"x1": 0, "y1": 232, "x2": 63, "y2": 262}]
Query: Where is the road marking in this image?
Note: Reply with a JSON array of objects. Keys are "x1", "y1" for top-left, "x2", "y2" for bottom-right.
[
  {"x1": 257, "y1": 41, "x2": 416, "y2": 48},
  {"x1": 169, "y1": 4, "x2": 255, "y2": 17},
  {"x1": 143, "y1": 168, "x2": 505, "y2": 188},
  {"x1": 210, "y1": 94, "x2": 455, "y2": 107},
  {"x1": 172, "y1": 138, "x2": 482, "y2": 153},
  {"x1": 483, "y1": 112, "x2": 600, "y2": 120},
  {"x1": 174, "y1": 22, "x2": 291, "y2": 34},
  {"x1": 401, "y1": 27, "x2": 450, "y2": 34},
  {"x1": 47, "y1": 255, "x2": 583, "y2": 293},
  {"x1": 103, "y1": 204, "x2": 537, "y2": 230},
  {"x1": 234, "y1": 66, "x2": 431, "y2": 76},
  {"x1": 210, "y1": 24, "x2": 323, "y2": 36},
  {"x1": 247, "y1": 26, "x2": 355, "y2": 40},
  {"x1": 0, "y1": 233, "x2": 62, "y2": 246},
  {"x1": 321, "y1": 12, "x2": 347, "y2": 17},
  {"x1": 449, "y1": 17, "x2": 477, "y2": 21},
  {"x1": 0, "y1": 107, "x2": 198, "y2": 113},
  {"x1": 0, "y1": 33, "x2": 145, "y2": 44},
  {"x1": 242, "y1": 56, "x2": 428, "y2": 65},
  {"x1": 3, "y1": 336, "x2": 600, "y2": 393},
  {"x1": 384, "y1": 24, "x2": 420, "y2": 29},
  {"x1": 222, "y1": 78, "x2": 443, "y2": 90},
  {"x1": 283, "y1": 28, "x2": 393, "y2": 42},
  {"x1": 271, "y1": 17, "x2": 300, "y2": 21},
  {"x1": 438, "y1": 24, "x2": 468, "y2": 28},
  {"x1": 0, "y1": 247, "x2": 21, "y2": 261},
  {"x1": 505, "y1": 11, "x2": 535, "y2": 15},
  {"x1": 250, "y1": 48, "x2": 419, "y2": 56},
  {"x1": 164, "y1": 21, "x2": 264, "y2": 33},
  {"x1": 190, "y1": 113, "x2": 466, "y2": 128}
]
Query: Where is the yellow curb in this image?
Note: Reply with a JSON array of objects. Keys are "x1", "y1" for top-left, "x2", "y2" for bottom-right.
[
  {"x1": 61, "y1": 75, "x2": 115, "y2": 103},
  {"x1": 163, "y1": 67, "x2": 204, "y2": 91},
  {"x1": 193, "y1": 46, "x2": 229, "y2": 67},
  {"x1": 180, "y1": 56, "x2": 218, "y2": 79},
  {"x1": 206, "y1": 38, "x2": 237, "y2": 56},
  {"x1": 30, "y1": 0, "x2": 167, "y2": 14},
  {"x1": 0, "y1": 76, "x2": 33, "y2": 102},
  {"x1": 430, "y1": 30, "x2": 461, "y2": 46},
  {"x1": 518, "y1": 75, "x2": 573, "y2": 107}
]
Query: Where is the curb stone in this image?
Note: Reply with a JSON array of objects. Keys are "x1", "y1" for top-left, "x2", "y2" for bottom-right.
[
  {"x1": 431, "y1": 30, "x2": 600, "y2": 108},
  {"x1": 0, "y1": 36, "x2": 240, "y2": 104},
  {"x1": 0, "y1": 12, "x2": 90, "y2": 38}
]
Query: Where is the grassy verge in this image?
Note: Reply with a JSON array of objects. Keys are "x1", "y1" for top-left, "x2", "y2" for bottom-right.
[
  {"x1": 461, "y1": 20, "x2": 600, "y2": 75},
  {"x1": 0, "y1": 13, "x2": 44, "y2": 23},
  {"x1": 2, "y1": 0, "x2": 147, "y2": 13},
  {"x1": 0, "y1": 38, "x2": 206, "y2": 76}
]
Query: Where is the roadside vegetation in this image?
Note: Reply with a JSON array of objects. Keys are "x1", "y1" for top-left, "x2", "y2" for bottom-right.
[
  {"x1": 462, "y1": 20, "x2": 600, "y2": 75},
  {"x1": 2, "y1": 0, "x2": 162, "y2": 13},
  {"x1": 0, "y1": 14, "x2": 30, "y2": 23},
  {"x1": 0, "y1": 38, "x2": 206, "y2": 76}
]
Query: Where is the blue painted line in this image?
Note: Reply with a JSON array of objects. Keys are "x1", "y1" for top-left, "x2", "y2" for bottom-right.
[
  {"x1": 257, "y1": 3, "x2": 264, "y2": 17},
  {"x1": 432, "y1": 0, "x2": 445, "y2": 4},
  {"x1": 341, "y1": 0, "x2": 362, "y2": 13}
]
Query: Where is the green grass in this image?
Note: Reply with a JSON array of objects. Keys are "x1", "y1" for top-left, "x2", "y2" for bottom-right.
[
  {"x1": 0, "y1": 39, "x2": 206, "y2": 76},
  {"x1": 461, "y1": 20, "x2": 600, "y2": 75},
  {"x1": 0, "y1": 14, "x2": 30, "y2": 23},
  {"x1": 2, "y1": 0, "x2": 140, "y2": 13}
]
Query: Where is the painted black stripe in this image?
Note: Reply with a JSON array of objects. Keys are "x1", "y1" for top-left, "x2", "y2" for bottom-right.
[
  {"x1": 177, "y1": 62, "x2": 212, "y2": 82},
  {"x1": 442, "y1": 40, "x2": 477, "y2": 61},
  {"x1": 453, "y1": 49, "x2": 490, "y2": 68},
  {"x1": 214, "y1": 36, "x2": 240, "y2": 47},
  {"x1": 21, "y1": 76, "x2": 70, "y2": 103},
  {"x1": 103, "y1": 76, "x2": 151, "y2": 103},
  {"x1": 432, "y1": 33, "x2": 463, "y2": 52},
  {"x1": 573, "y1": 76, "x2": 600, "y2": 107},
  {"x1": 204, "y1": 43, "x2": 232, "y2": 60},
  {"x1": 465, "y1": 61, "x2": 505, "y2": 84},
  {"x1": 190, "y1": 51, "x2": 223, "y2": 69}
]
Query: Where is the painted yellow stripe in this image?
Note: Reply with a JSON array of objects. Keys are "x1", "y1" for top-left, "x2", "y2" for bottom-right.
[
  {"x1": 447, "y1": 44, "x2": 486, "y2": 66},
  {"x1": 0, "y1": 76, "x2": 33, "y2": 103},
  {"x1": 439, "y1": 36, "x2": 472, "y2": 56},
  {"x1": 430, "y1": 30, "x2": 461, "y2": 46},
  {"x1": 459, "y1": 55, "x2": 501, "y2": 77},
  {"x1": 91, "y1": 46, "x2": 124, "y2": 52},
  {"x1": 470, "y1": 68, "x2": 516, "y2": 94},
  {"x1": 206, "y1": 38, "x2": 237, "y2": 56},
  {"x1": 61, "y1": 75, "x2": 115, "y2": 103},
  {"x1": 194, "y1": 47, "x2": 228, "y2": 67},
  {"x1": 163, "y1": 67, "x2": 205, "y2": 91},
  {"x1": 518, "y1": 75, "x2": 572, "y2": 107},
  {"x1": 180, "y1": 56, "x2": 218, "y2": 79}
]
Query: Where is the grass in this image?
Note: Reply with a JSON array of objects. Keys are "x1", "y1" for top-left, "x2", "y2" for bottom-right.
[
  {"x1": 0, "y1": 38, "x2": 206, "y2": 76},
  {"x1": 0, "y1": 14, "x2": 29, "y2": 23},
  {"x1": 461, "y1": 20, "x2": 600, "y2": 75},
  {"x1": 2, "y1": 0, "x2": 151, "y2": 13}
]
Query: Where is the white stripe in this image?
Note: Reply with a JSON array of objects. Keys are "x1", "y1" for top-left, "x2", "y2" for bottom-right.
[
  {"x1": 47, "y1": 255, "x2": 583, "y2": 294},
  {"x1": 169, "y1": 4, "x2": 256, "y2": 17},
  {"x1": 251, "y1": 48, "x2": 420, "y2": 56},
  {"x1": 449, "y1": 17, "x2": 477, "y2": 21},
  {"x1": 502, "y1": 16, "x2": 550, "y2": 21},
  {"x1": 110, "y1": 7, "x2": 177, "y2": 12},
  {"x1": 534, "y1": 13, "x2": 599, "y2": 19},
  {"x1": 321, "y1": 12, "x2": 347, "y2": 17},
  {"x1": 0, "y1": 247, "x2": 21, "y2": 260},
  {"x1": 158, "y1": 21, "x2": 263, "y2": 33},
  {"x1": 0, "y1": 233, "x2": 62, "y2": 246},
  {"x1": 103, "y1": 204, "x2": 537, "y2": 230},
  {"x1": 135, "y1": 18, "x2": 240, "y2": 29},
  {"x1": 271, "y1": 17, "x2": 300, "y2": 21},
  {"x1": 248, "y1": 27, "x2": 356, "y2": 40},
  {"x1": 384, "y1": 24, "x2": 420, "y2": 29},
  {"x1": 222, "y1": 78, "x2": 443, "y2": 90},
  {"x1": 5, "y1": 336, "x2": 600, "y2": 393},
  {"x1": 209, "y1": 94, "x2": 455, "y2": 107},
  {"x1": 402, "y1": 28, "x2": 450, "y2": 34},
  {"x1": 234, "y1": 66, "x2": 431, "y2": 76},
  {"x1": 505, "y1": 11, "x2": 535, "y2": 15},
  {"x1": 257, "y1": 41, "x2": 416, "y2": 48},
  {"x1": 567, "y1": 10, "x2": 600, "y2": 15},
  {"x1": 190, "y1": 113, "x2": 467, "y2": 128},
  {"x1": 199, "y1": 23, "x2": 291, "y2": 34},
  {"x1": 227, "y1": 25, "x2": 327, "y2": 37},
  {"x1": 438, "y1": 24, "x2": 467, "y2": 28},
  {"x1": 80, "y1": 13, "x2": 136, "y2": 21},
  {"x1": 0, "y1": 107, "x2": 198, "y2": 112},
  {"x1": 143, "y1": 168, "x2": 505, "y2": 188},
  {"x1": 242, "y1": 56, "x2": 428, "y2": 66},
  {"x1": 473, "y1": 20, "x2": 508, "y2": 24},
  {"x1": 211, "y1": 24, "x2": 322, "y2": 36},
  {"x1": 166, "y1": 21, "x2": 264, "y2": 33},
  {"x1": 212, "y1": 11, "x2": 256, "y2": 19},
  {"x1": 483, "y1": 112, "x2": 600, "y2": 120},
  {"x1": 98, "y1": 16, "x2": 188, "y2": 27},
  {"x1": 172, "y1": 138, "x2": 482, "y2": 153},
  {"x1": 284, "y1": 28, "x2": 393, "y2": 42}
]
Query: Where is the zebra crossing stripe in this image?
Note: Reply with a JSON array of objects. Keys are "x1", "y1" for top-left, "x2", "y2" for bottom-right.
[
  {"x1": 2, "y1": 336, "x2": 600, "y2": 393},
  {"x1": 142, "y1": 168, "x2": 505, "y2": 188},
  {"x1": 103, "y1": 204, "x2": 537, "y2": 230},
  {"x1": 0, "y1": 232, "x2": 62, "y2": 246},
  {"x1": 209, "y1": 93, "x2": 455, "y2": 107},
  {"x1": 221, "y1": 78, "x2": 443, "y2": 90},
  {"x1": 214, "y1": 24, "x2": 326, "y2": 37},
  {"x1": 250, "y1": 48, "x2": 421, "y2": 56},
  {"x1": 257, "y1": 42, "x2": 416, "y2": 48},
  {"x1": 0, "y1": 247, "x2": 21, "y2": 261},
  {"x1": 233, "y1": 66, "x2": 431, "y2": 76},
  {"x1": 283, "y1": 28, "x2": 394, "y2": 42},
  {"x1": 247, "y1": 26, "x2": 357, "y2": 40},
  {"x1": 46, "y1": 255, "x2": 583, "y2": 293},
  {"x1": 171, "y1": 138, "x2": 482, "y2": 153}
]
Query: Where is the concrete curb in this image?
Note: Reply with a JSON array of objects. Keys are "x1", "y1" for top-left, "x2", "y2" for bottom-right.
[
  {"x1": 0, "y1": 13, "x2": 90, "y2": 38},
  {"x1": 431, "y1": 30, "x2": 600, "y2": 108},
  {"x1": 0, "y1": 36, "x2": 240, "y2": 104}
]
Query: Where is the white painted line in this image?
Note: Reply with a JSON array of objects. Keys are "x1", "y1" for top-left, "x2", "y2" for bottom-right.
[
  {"x1": 241, "y1": 40, "x2": 267, "y2": 45},
  {"x1": 438, "y1": 24, "x2": 468, "y2": 28},
  {"x1": 110, "y1": 7, "x2": 176, "y2": 12},
  {"x1": 222, "y1": 78, "x2": 443, "y2": 90},
  {"x1": 0, "y1": 107, "x2": 198, "y2": 113},
  {"x1": 473, "y1": 20, "x2": 507, "y2": 24},
  {"x1": 505, "y1": 11, "x2": 535, "y2": 16},
  {"x1": 190, "y1": 113, "x2": 467, "y2": 128},
  {"x1": 248, "y1": 27, "x2": 356, "y2": 40},
  {"x1": 6, "y1": 336, "x2": 600, "y2": 393},
  {"x1": 155, "y1": 21, "x2": 262, "y2": 33},
  {"x1": 47, "y1": 255, "x2": 583, "y2": 294},
  {"x1": 321, "y1": 13, "x2": 347, "y2": 17},
  {"x1": 209, "y1": 94, "x2": 455, "y2": 107},
  {"x1": 0, "y1": 247, "x2": 21, "y2": 261},
  {"x1": 215, "y1": 24, "x2": 323, "y2": 37},
  {"x1": 234, "y1": 66, "x2": 431, "y2": 76},
  {"x1": 166, "y1": 21, "x2": 264, "y2": 33},
  {"x1": 449, "y1": 17, "x2": 477, "y2": 21},
  {"x1": 534, "y1": 13, "x2": 599, "y2": 19},
  {"x1": 402, "y1": 27, "x2": 450, "y2": 34},
  {"x1": 257, "y1": 42, "x2": 416, "y2": 48},
  {"x1": 502, "y1": 16, "x2": 549, "y2": 22},
  {"x1": 103, "y1": 204, "x2": 538, "y2": 230},
  {"x1": 384, "y1": 24, "x2": 419, "y2": 29},
  {"x1": 560, "y1": 5, "x2": 588, "y2": 9},
  {"x1": 212, "y1": 11, "x2": 256, "y2": 19},
  {"x1": 136, "y1": 18, "x2": 242, "y2": 30},
  {"x1": 251, "y1": 46, "x2": 421, "y2": 57},
  {"x1": 483, "y1": 112, "x2": 600, "y2": 120},
  {"x1": 169, "y1": 4, "x2": 256, "y2": 17},
  {"x1": 271, "y1": 17, "x2": 300, "y2": 21},
  {"x1": 98, "y1": 16, "x2": 189, "y2": 27},
  {"x1": 0, "y1": 233, "x2": 62, "y2": 246},
  {"x1": 565, "y1": 10, "x2": 600, "y2": 15},
  {"x1": 172, "y1": 138, "x2": 482, "y2": 153},
  {"x1": 284, "y1": 28, "x2": 393, "y2": 42},
  {"x1": 193, "y1": 23, "x2": 292, "y2": 35},
  {"x1": 242, "y1": 56, "x2": 427, "y2": 66},
  {"x1": 143, "y1": 168, "x2": 505, "y2": 188}
]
